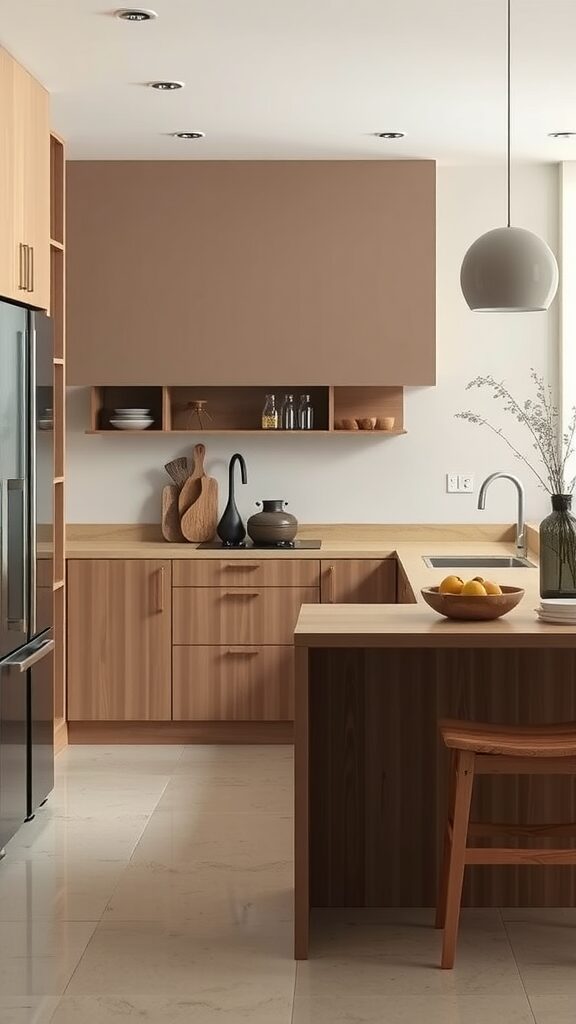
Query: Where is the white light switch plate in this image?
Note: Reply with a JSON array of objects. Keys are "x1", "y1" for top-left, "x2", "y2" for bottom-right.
[{"x1": 446, "y1": 473, "x2": 475, "y2": 494}]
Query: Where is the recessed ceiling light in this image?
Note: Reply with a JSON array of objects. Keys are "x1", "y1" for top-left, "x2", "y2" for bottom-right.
[
  {"x1": 375, "y1": 132, "x2": 405, "y2": 139},
  {"x1": 172, "y1": 131, "x2": 205, "y2": 140},
  {"x1": 149, "y1": 81, "x2": 184, "y2": 91},
  {"x1": 115, "y1": 8, "x2": 158, "y2": 21},
  {"x1": 548, "y1": 131, "x2": 576, "y2": 139}
]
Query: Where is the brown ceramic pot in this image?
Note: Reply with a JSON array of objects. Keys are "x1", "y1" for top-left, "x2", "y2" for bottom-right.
[{"x1": 247, "y1": 500, "x2": 298, "y2": 545}]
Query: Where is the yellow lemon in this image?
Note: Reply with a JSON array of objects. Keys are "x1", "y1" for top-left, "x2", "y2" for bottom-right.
[
  {"x1": 484, "y1": 580, "x2": 502, "y2": 595},
  {"x1": 461, "y1": 579, "x2": 487, "y2": 596},
  {"x1": 439, "y1": 575, "x2": 464, "y2": 595}
]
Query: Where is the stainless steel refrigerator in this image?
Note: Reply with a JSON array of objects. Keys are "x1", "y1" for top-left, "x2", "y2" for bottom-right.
[{"x1": 0, "y1": 299, "x2": 54, "y2": 852}]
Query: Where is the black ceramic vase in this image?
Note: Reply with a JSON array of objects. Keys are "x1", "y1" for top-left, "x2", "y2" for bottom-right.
[
  {"x1": 539, "y1": 494, "x2": 576, "y2": 598},
  {"x1": 217, "y1": 453, "x2": 248, "y2": 546}
]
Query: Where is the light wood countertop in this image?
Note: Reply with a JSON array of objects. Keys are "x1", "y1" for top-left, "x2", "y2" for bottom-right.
[
  {"x1": 65, "y1": 522, "x2": 522, "y2": 560},
  {"x1": 295, "y1": 538, "x2": 576, "y2": 646},
  {"x1": 62, "y1": 521, "x2": 570, "y2": 644}
]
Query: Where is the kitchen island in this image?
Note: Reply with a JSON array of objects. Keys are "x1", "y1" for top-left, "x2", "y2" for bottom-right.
[{"x1": 293, "y1": 546, "x2": 576, "y2": 959}]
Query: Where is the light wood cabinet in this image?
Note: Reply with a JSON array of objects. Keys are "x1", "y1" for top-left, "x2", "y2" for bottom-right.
[
  {"x1": 173, "y1": 586, "x2": 318, "y2": 646},
  {"x1": 173, "y1": 646, "x2": 294, "y2": 721},
  {"x1": 173, "y1": 558, "x2": 320, "y2": 588},
  {"x1": 320, "y1": 559, "x2": 397, "y2": 603},
  {"x1": 67, "y1": 559, "x2": 172, "y2": 721},
  {"x1": 0, "y1": 46, "x2": 50, "y2": 308}
]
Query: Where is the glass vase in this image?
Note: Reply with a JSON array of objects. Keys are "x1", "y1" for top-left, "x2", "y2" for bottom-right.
[{"x1": 539, "y1": 494, "x2": 576, "y2": 598}]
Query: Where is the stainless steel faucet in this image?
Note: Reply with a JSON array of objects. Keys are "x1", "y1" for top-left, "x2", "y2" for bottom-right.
[{"x1": 477, "y1": 472, "x2": 526, "y2": 558}]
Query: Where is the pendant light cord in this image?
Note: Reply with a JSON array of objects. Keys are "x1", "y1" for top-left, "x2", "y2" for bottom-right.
[{"x1": 507, "y1": 0, "x2": 511, "y2": 227}]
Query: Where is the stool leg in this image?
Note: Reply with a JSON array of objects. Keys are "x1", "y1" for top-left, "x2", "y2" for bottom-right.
[
  {"x1": 436, "y1": 749, "x2": 457, "y2": 930},
  {"x1": 441, "y1": 750, "x2": 475, "y2": 970}
]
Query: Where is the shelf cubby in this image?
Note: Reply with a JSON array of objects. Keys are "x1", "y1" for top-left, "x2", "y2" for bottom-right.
[
  {"x1": 89, "y1": 386, "x2": 165, "y2": 431},
  {"x1": 167, "y1": 385, "x2": 330, "y2": 432}
]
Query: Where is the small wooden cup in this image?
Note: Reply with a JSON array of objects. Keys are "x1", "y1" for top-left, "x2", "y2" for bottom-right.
[
  {"x1": 341, "y1": 418, "x2": 359, "y2": 430},
  {"x1": 377, "y1": 416, "x2": 395, "y2": 431},
  {"x1": 357, "y1": 417, "x2": 377, "y2": 430}
]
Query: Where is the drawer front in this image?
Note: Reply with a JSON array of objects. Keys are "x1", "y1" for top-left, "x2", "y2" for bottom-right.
[
  {"x1": 173, "y1": 586, "x2": 318, "y2": 645},
  {"x1": 173, "y1": 645, "x2": 294, "y2": 721},
  {"x1": 173, "y1": 558, "x2": 320, "y2": 588}
]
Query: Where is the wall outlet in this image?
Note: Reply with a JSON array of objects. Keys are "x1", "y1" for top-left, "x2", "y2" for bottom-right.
[{"x1": 446, "y1": 473, "x2": 474, "y2": 494}]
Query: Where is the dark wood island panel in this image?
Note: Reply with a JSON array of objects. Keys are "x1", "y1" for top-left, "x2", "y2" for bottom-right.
[{"x1": 296, "y1": 646, "x2": 576, "y2": 956}]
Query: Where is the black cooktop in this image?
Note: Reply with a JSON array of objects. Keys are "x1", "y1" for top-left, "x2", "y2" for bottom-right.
[{"x1": 198, "y1": 539, "x2": 322, "y2": 550}]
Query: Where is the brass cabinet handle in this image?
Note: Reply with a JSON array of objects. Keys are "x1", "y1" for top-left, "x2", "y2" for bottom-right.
[
  {"x1": 28, "y1": 246, "x2": 34, "y2": 292},
  {"x1": 18, "y1": 243, "x2": 25, "y2": 290},
  {"x1": 225, "y1": 647, "x2": 259, "y2": 656},
  {"x1": 156, "y1": 566, "x2": 165, "y2": 612},
  {"x1": 224, "y1": 562, "x2": 260, "y2": 570},
  {"x1": 326, "y1": 564, "x2": 335, "y2": 603},
  {"x1": 222, "y1": 590, "x2": 260, "y2": 598}
]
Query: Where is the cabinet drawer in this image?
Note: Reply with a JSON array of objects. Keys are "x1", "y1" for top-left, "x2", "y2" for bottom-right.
[
  {"x1": 173, "y1": 586, "x2": 318, "y2": 645},
  {"x1": 173, "y1": 558, "x2": 320, "y2": 588},
  {"x1": 173, "y1": 645, "x2": 294, "y2": 721}
]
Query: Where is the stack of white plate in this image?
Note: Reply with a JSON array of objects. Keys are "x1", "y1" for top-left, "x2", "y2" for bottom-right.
[
  {"x1": 110, "y1": 408, "x2": 154, "y2": 430},
  {"x1": 536, "y1": 599, "x2": 576, "y2": 625}
]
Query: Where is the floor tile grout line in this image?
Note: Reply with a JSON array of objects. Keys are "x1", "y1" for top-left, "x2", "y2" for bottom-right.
[
  {"x1": 499, "y1": 908, "x2": 538, "y2": 1024},
  {"x1": 291, "y1": 959, "x2": 299, "y2": 1023}
]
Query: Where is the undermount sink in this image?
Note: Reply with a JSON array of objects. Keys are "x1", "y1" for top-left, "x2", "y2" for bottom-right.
[{"x1": 423, "y1": 555, "x2": 535, "y2": 569}]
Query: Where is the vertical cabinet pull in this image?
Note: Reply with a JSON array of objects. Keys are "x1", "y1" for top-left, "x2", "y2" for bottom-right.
[
  {"x1": 155, "y1": 566, "x2": 165, "y2": 612},
  {"x1": 326, "y1": 564, "x2": 335, "y2": 603},
  {"x1": 18, "y1": 243, "x2": 25, "y2": 290},
  {"x1": 28, "y1": 246, "x2": 34, "y2": 292}
]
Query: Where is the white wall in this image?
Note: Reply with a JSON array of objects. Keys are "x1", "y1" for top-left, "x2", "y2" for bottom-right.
[{"x1": 66, "y1": 162, "x2": 559, "y2": 526}]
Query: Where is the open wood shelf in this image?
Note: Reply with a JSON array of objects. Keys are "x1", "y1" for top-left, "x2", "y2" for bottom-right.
[
  {"x1": 86, "y1": 384, "x2": 406, "y2": 436},
  {"x1": 50, "y1": 130, "x2": 66, "y2": 744}
]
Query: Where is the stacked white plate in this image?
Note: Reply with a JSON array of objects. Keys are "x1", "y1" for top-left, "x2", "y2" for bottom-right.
[
  {"x1": 110, "y1": 408, "x2": 154, "y2": 430},
  {"x1": 536, "y1": 599, "x2": 576, "y2": 625}
]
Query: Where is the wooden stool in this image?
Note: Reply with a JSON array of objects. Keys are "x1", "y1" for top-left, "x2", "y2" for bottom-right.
[{"x1": 435, "y1": 718, "x2": 576, "y2": 969}]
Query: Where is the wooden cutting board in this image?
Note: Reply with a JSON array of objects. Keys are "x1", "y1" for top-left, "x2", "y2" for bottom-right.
[
  {"x1": 178, "y1": 443, "x2": 207, "y2": 516},
  {"x1": 180, "y1": 475, "x2": 219, "y2": 542},
  {"x1": 178, "y1": 444, "x2": 218, "y2": 543},
  {"x1": 161, "y1": 484, "x2": 184, "y2": 542}
]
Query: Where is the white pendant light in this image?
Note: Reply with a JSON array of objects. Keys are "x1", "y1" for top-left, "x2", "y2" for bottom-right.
[{"x1": 460, "y1": 0, "x2": 558, "y2": 312}]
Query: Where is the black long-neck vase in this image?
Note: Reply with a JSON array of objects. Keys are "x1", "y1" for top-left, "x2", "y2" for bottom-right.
[{"x1": 217, "y1": 453, "x2": 248, "y2": 546}]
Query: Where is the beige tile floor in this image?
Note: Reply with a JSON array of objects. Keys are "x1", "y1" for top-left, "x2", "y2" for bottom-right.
[{"x1": 0, "y1": 744, "x2": 574, "y2": 1022}]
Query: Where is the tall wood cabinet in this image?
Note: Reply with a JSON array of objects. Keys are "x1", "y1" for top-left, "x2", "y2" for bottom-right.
[
  {"x1": 0, "y1": 46, "x2": 50, "y2": 309},
  {"x1": 67, "y1": 560, "x2": 172, "y2": 721}
]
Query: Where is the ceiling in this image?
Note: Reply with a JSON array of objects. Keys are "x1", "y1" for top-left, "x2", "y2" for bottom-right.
[{"x1": 0, "y1": 0, "x2": 575, "y2": 162}]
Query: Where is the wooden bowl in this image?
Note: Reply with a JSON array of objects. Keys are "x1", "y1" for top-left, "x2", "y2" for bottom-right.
[
  {"x1": 356, "y1": 417, "x2": 377, "y2": 430},
  {"x1": 377, "y1": 416, "x2": 395, "y2": 431},
  {"x1": 421, "y1": 585, "x2": 525, "y2": 621},
  {"x1": 341, "y1": 418, "x2": 359, "y2": 430}
]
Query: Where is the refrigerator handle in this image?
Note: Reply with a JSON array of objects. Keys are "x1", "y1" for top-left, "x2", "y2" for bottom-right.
[
  {"x1": 4, "y1": 636, "x2": 54, "y2": 673},
  {"x1": 7, "y1": 479, "x2": 28, "y2": 634},
  {"x1": 0, "y1": 480, "x2": 7, "y2": 633},
  {"x1": 29, "y1": 319, "x2": 37, "y2": 637}
]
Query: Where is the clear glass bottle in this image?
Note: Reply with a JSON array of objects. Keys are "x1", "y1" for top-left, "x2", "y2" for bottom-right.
[
  {"x1": 281, "y1": 394, "x2": 295, "y2": 430},
  {"x1": 261, "y1": 394, "x2": 278, "y2": 430},
  {"x1": 298, "y1": 394, "x2": 314, "y2": 430}
]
